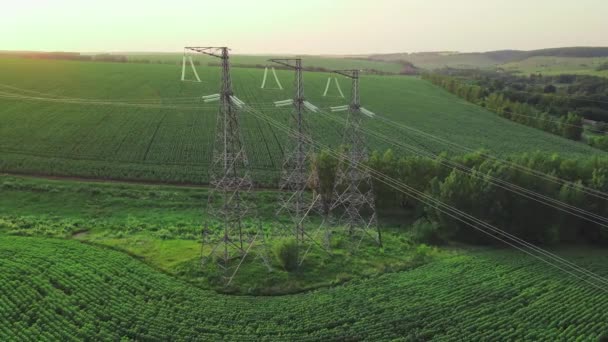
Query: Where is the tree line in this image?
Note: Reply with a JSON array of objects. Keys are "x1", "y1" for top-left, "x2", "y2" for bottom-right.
[
  {"x1": 422, "y1": 70, "x2": 608, "y2": 122},
  {"x1": 313, "y1": 149, "x2": 608, "y2": 246},
  {"x1": 422, "y1": 73, "x2": 608, "y2": 151}
]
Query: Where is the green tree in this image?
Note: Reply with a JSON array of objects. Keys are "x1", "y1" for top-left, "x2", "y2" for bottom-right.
[
  {"x1": 560, "y1": 112, "x2": 584, "y2": 140},
  {"x1": 273, "y1": 238, "x2": 299, "y2": 272},
  {"x1": 313, "y1": 149, "x2": 338, "y2": 215}
]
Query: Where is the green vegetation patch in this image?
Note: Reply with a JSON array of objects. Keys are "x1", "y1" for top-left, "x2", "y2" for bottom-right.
[
  {"x1": 0, "y1": 175, "x2": 428, "y2": 294},
  {"x1": 1, "y1": 235, "x2": 606, "y2": 340},
  {"x1": 0, "y1": 58, "x2": 602, "y2": 186}
]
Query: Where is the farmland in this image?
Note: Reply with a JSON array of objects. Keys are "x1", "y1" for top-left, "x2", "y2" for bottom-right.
[
  {"x1": 368, "y1": 48, "x2": 608, "y2": 79},
  {"x1": 0, "y1": 57, "x2": 602, "y2": 186},
  {"x1": 1, "y1": 233, "x2": 607, "y2": 340},
  {"x1": 121, "y1": 52, "x2": 405, "y2": 73},
  {"x1": 4, "y1": 0, "x2": 608, "y2": 337},
  {"x1": 369, "y1": 51, "x2": 502, "y2": 70},
  {"x1": 2, "y1": 54, "x2": 608, "y2": 340},
  {"x1": 502, "y1": 56, "x2": 608, "y2": 77}
]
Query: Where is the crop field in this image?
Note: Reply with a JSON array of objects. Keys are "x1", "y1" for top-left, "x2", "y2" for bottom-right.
[
  {"x1": 122, "y1": 52, "x2": 405, "y2": 73},
  {"x1": 0, "y1": 58, "x2": 603, "y2": 185},
  {"x1": 502, "y1": 56, "x2": 608, "y2": 77},
  {"x1": 1, "y1": 234, "x2": 606, "y2": 340},
  {"x1": 2, "y1": 56, "x2": 608, "y2": 341}
]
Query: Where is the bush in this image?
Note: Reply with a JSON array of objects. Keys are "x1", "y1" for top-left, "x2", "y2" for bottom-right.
[
  {"x1": 410, "y1": 218, "x2": 443, "y2": 245},
  {"x1": 155, "y1": 229, "x2": 173, "y2": 240},
  {"x1": 589, "y1": 136, "x2": 608, "y2": 152},
  {"x1": 412, "y1": 244, "x2": 438, "y2": 264},
  {"x1": 273, "y1": 238, "x2": 299, "y2": 272}
]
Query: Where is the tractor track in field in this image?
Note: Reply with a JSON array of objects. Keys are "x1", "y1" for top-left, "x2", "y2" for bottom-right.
[{"x1": 142, "y1": 112, "x2": 168, "y2": 161}]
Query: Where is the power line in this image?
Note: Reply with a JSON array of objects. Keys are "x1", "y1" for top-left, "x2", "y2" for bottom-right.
[
  {"x1": 304, "y1": 77, "x2": 608, "y2": 202},
  {"x1": 313, "y1": 108, "x2": 608, "y2": 230},
  {"x1": 0, "y1": 83, "x2": 204, "y2": 103},
  {"x1": 370, "y1": 113, "x2": 608, "y2": 201},
  {"x1": 0, "y1": 92, "x2": 215, "y2": 111},
  {"x1": 241, "y1": 103, "x2": 608, "y2": 292},
  {"x1": 3, "y1": 73, "x2": 607, "y2": 202}
]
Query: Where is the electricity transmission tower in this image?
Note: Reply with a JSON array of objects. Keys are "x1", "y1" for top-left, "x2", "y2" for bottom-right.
[
  {"x1": 186, "y1": 46, "x2": 269, "y2": 285},
  {"x1": 261, "y1": 65, "x2": 283, "y2": 90},
  {"x1": 330, "y1": 70, "x2": 382, "y2": 248},
  {"x1": 322, "y1": 76, "x2": 345, "y2": 98},
  {"x1": 180, "y1": 48, "x2": 202, "y2": 82},
  {"x1": 270, "y1": 58, "x2": 327, "y2": 264}
]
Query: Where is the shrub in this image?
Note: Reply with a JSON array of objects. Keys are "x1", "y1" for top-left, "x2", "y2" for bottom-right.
[
  {"x1": 589, "y1": 136, "x2": 608, "y2": 152},
  {"x1": 155, "y1": 229, "x2": 173, "y2": 240},
  {"x1": 412, "y1": 244, "x2": 438, "y2": 264},
  {"x1": 273, "y1": 238, "x2": 299, "y2": 272},
  {"x1": 410, "y1": 218, "x2": 444, "y2": 245}
]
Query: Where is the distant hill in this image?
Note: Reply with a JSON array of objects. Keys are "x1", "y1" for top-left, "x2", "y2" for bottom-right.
[
  {"x1": 520, "y1": 47, "x2": 608, "y2": 59},
  {"x1": 368, "y1": 47, "x2": 608, "y2": 70}
]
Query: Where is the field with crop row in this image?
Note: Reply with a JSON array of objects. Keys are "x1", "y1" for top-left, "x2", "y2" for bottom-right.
[
  {"x1": 0, "y1": 235, "x2": 606, "y2": 340},
  {"x1": 0, "y1": 58, "x2": 603, "y2": 185},
  {"x1": 121, "y1": 52, "x2": 405, "y2": 73}
]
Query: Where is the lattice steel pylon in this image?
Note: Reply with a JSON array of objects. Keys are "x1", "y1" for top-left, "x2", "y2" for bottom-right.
[
  {"x1": 270, "y1": 58, "x2": 327, "y2": 264},
  {"x1": 330, "y1": 70, "x2": 383, "y2": 248},
  {"x1": 187, "y1": 46, "x2": 269, "y2": 285}
]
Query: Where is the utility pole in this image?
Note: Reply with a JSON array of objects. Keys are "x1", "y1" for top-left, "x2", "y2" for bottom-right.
[
  {"x1": 270, "y1": 58, "x2": 326, "y2": 265},
  {"x1": 330, "y1": 70, "x2": 382, "y2": 248},
  {"x1": 187, "y1": 46, "x2": 268, "y2": 285}
]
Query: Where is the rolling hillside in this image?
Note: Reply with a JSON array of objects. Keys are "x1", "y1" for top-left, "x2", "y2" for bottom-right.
[
  {"x1": 502, "y1": 56, "x2": 608, "y2": 77},
  {"x1": 368, "y1": 47, "x2": 608, "y2": 77},
  {"x1": 0, "y1": 58, "x2": 603, "y2": 185}
]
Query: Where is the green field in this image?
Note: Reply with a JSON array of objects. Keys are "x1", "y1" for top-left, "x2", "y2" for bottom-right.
[
  {"x1": 1, "y1": 176, "x2": 607, "y2": 340},
  {"x1": 2, "y1": 234, "x2": 607, "y2": 340},
  {"x1": 2, "y1": 56, "x2": 608, "y2": 340},
  {"x1": 123, "y1": 52, "x2": 405, "y2": 73},
  {"x1": 0, "y1": 58, "x2": 602, "y2": 185},
  {"x1": 502, "y1": 56, "x2": 608, "y2": 77}
]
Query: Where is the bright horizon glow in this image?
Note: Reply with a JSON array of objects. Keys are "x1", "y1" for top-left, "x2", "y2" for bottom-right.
[{"x1": 1, "y1": 0, "x2": 607, "y2": 55}]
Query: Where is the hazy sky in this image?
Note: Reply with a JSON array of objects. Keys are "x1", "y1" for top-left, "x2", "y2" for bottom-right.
[{"x1": 2, "y1": 0, "x2": 607, "y2": 54}]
